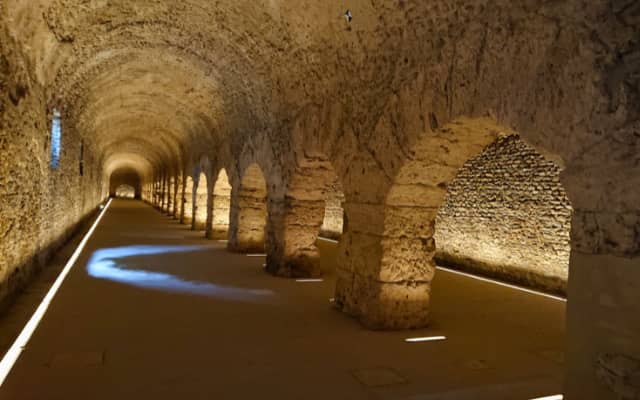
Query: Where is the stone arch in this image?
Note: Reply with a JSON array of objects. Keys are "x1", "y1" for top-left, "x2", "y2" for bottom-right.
[
  {"x1": 335, "y1": 117, "x2": 510, "y2": 329},
  {"x1": 229, "y1": 163, "x2": 267, "y2": 252},
  {"x1": 211, "y1": 168, "x2": 232, "y2": 239}
]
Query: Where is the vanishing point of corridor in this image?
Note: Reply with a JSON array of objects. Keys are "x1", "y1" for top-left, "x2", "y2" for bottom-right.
[{"x1": 0, "y1": 200, "x2": 565, "y2": 400}]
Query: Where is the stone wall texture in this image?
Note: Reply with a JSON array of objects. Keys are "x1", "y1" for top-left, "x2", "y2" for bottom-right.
[
  {"x1": 435, "y1": 135, "x2": 572, "y2": 294},
  {"x1": 0, "y1": 20, "x2": 104, "y2": 310}
]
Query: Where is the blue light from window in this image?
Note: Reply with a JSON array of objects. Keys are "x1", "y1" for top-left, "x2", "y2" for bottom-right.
[{"x1": 50, "y1": 109, "x2": 61, "y2": 169}]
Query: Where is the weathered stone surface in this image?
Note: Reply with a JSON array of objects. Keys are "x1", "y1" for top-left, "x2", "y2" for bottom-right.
[{"x1": 597, "y1": 353, "x2": 640, "y2": 400}]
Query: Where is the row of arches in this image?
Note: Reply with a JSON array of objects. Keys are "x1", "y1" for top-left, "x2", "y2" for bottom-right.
[
  {"x1": 140, "y1": 117, "x2": 573, "y2": 331},
  {"x1": 144, "y1": 159, "x2": 347, "y2": 278}
]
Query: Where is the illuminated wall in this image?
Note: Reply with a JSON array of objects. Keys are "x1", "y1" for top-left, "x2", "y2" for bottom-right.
[
  {"x1": 212, "y1": 169, "x2": 231, "y2": 239},
  {"x1": 183, "y1": 177, "x2": 194, "y2": 225},
  {"x1": 0, "y1": 31, "x2": 103, "y2": 309},
  {"x1": 319, "y1": 181, "x2": 344, "y2": 240},
  {"x1": 434, "y1": 135, "x2": 572, "y2": 294}
]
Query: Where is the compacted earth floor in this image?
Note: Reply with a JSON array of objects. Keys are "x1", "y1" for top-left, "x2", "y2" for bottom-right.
[{"x1": 0, "y1": 199, "x2": 566, "y2": 399}]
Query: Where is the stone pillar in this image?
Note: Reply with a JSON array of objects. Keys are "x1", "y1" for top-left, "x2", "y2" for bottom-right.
[
  {"x1": 179, "y1": 175, "x2": 186, "y2": 224},
  {"x1": 204, "y1": 179, "x2": 214, "y2": 239},
  {"x1": 228, "y1": 186, "x2": 267, "y2": 253},
  {"x1": 334, "y1": 201, "x2": 436, "y2": 329},
  {"x1": 172, "y1": 176, "x2": 180, "y2": 219},
  {"x1": 153, "y1": 181, "x2": 159, "y2": 206},
  {"x1": 265, "y1": 198, "x2": 325, "y2": 278},
  {"x1": 167, "y1": 178, "x2": 174, "y2": 215},
  {"x1": 564, "y1": 206, "x2": 640, "y2": 399},
  {"x1": 160, "y1": 176, "x2": 166, "y2": 210},
  {"x1": 189, "y1": 187, "x2": 197, "y2": 230}
]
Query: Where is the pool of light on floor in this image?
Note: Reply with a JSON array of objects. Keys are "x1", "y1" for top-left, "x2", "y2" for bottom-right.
[{"x1": 86, "y1": 245, "x2": 273, "y2": 300}]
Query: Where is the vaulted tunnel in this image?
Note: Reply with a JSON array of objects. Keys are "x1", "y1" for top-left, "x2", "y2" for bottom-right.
[{"x1": 0, "y1": 2, "x2": 638, "y2": 399}]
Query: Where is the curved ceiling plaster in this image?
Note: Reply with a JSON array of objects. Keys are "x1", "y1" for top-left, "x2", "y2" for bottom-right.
[{"x1": 5, "y1": 0, "x2": 436, "y2": 180}]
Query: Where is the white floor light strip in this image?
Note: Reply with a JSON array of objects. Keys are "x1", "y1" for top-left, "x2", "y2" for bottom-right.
[
  {"x1": 435, "y1": 266, "x2": 567, "y2": 302},
  {"x1": 0, "y1": 199, "x2": 112, "y2": 386},
  {"x1": 317, "y1": 237, "x2": 339, "y2": 243},
  {"x1": 405, "y1": 336, "x2": 446, "y2": 343},
  {"x1": 530, "y1": 395, "x2": 563, "y2": 400}
]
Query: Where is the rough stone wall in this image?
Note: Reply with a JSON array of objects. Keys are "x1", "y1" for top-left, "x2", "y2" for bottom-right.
[
  {"x1": 0, "y1": 20, "x2": 103, "y2": 310},
  {"x1": 435, "y1": 135, "x2": 572, "y2": 294},
  {"x1": 194, "y1": 172, "x2": 208, "y2": 230}
]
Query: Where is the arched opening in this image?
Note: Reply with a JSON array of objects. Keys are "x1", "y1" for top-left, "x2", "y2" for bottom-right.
[
  {"x1": 231, "y1": 163, "x2": 267, "y2": 252},
  {"x1": 183, "y1": 176, "x2": 194, "y2": 226},
  {"x1": 211, "y1": 169, "x2": 232, "y2": 239},
  {"x1": 434, "y1": 134, "x2": 572, "y2": 294},
  {"x1": 115, "y1": 184, "x2": 135, "y2": 199},
  {"x1": 109, "y1": 168, "x2": 142, "y2": 199},
  {"x1": 194, "y1": 172, "x2": 208, "y2": 230},
  {"x1": 350, "y1": 116, "x2": 572, "y2": 329}
]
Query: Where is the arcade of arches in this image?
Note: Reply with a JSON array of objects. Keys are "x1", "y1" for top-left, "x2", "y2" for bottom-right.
[{"x1": 0, "y1": 2, "x2": 638, "y2": 399}]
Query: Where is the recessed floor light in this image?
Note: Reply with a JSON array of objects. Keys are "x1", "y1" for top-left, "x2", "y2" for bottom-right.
[
  {"x1": 530, "y1": 395, "x2": 563, "y2": 400},
  {"x1": 0, "y1": 198, "x2": 113, "y2": 386},
  {"x1": 317, "y1": 237, "x2": 338, "y2": 243},
  {"x1": 404, "y1": 336, "x2": 446, "y2": 343},
  {"x1": 295, "y1": 279, "x2": 323, "y2": 283}
]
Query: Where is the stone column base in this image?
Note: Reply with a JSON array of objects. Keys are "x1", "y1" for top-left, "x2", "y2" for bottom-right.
[{"x1": 334, "y1": 269, "x2": 430, "y2": 329}]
